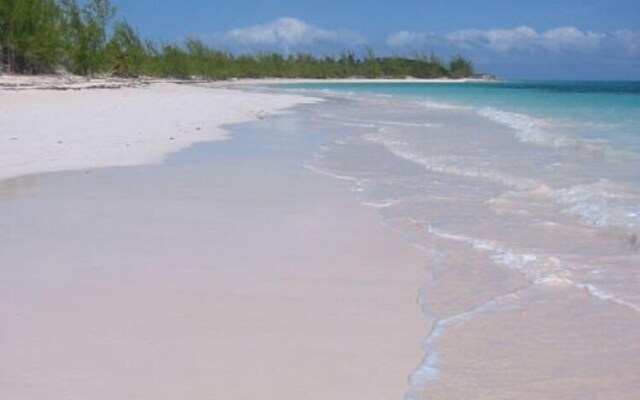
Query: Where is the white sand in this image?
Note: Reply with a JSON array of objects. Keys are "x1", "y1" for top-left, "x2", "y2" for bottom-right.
[
  {"x1": 226, "y1": 77, "x2": 491, "y2": 85},
  {"x1": 1, "y1": 167, "x2": 428, "y2": 400},
  {"x1": 0, "y1": 97, "x2": 428, "y2": 399},
  {"x1": 0, "y1": 78, "x2": 318, "y2": 181}
]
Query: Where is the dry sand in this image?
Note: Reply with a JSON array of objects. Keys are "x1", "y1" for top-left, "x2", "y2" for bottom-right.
[
  {"x1": 0, "y1": 76, "x2": 318, "y2": 181},
  {"x1": 0, "y1": 79, "x2": 428, "y2": 399}
]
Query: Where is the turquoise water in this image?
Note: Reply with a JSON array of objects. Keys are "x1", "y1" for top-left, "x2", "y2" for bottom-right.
[
  {"x1": 281, "y1": 81, "x2": 640, "y2": 153},
  {"x1": 274, "y1": 81, "x2": 640, "y2": 398},
  {"x1": 280, "y1": 81, "x2": 640, "y2": 234}
]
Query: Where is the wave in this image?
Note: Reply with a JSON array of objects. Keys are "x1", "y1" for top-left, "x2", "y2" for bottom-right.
[
  {"x1": 417, "y1": 100, "x2": 471, "y2": 110},
  {"x1": 303, "y1": 163, "x2": 363, "y2": 185},
  {"x1": 364, "y1": 131, "x2": 539, "y2": 190},
  {"x1": 551, "y1": 179, "x2": 640, "y2": 238},
  {"x1": 406, "y1": 222, "x2": 640, "y2": 398},
  {"x1": 361, "y1": 200, "x2": 400, "y2": 208},
  {"x1": 407, "y1": 279, "x2": 537, "y2": 399},
  {"x1": 426, "y1": 225, "x2": 640, "y2": 312},
  {"x1": 331, "y1": 115, "x2": 441, "y2": 129},
  {"x1": 407, "y1": 284, "x2": 507, "y2": 398},
  {"x1": 427, "y1": 226, "x2": 567, "y2": 282},
  {"x1": 477, "y1": 107, "x2": 571, "y2": 147},
  {"x1": 477, "y1": 107, "x2": 608, "y2": 157}
]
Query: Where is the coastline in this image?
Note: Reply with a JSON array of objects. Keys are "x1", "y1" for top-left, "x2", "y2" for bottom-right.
[
  {"x1": 0, "y1": 76, "x2": 319, "y2": 182},
  {"x1": 287, "y1": 85, "x2": 640, "y2": 399},
  {"x1": 225, "y1": 77, "x2": 495, "y2": 85},
  {"x1": 0, "y1": 74, "x2": 492, "y2": 183},
  {"x1": 0, "y1": 77, "x2": 429, "y2": 399},
  {"x1": 3, "y1": 76, "x2": 638, "y2": 399}
]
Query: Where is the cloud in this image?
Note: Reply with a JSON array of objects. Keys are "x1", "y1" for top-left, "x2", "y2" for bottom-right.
[
  {"x1": 211, "y1": 18, "x2": 366, "y2": 53},
  {"x1": 446, "y1": 26, "x2": 539, "y2": 52},
  {"x1": 386, "y1": 26, "x2": 640, "y2": 78},
  {"x1": 203, "y1": 21, "x2": 638, "y2": 77},
  {"x1": 386, "y1": 31, "x2": 439, "y2": 48},
  {"x1": 387, "y1": 26, "x2": 640, "y2": 56}
]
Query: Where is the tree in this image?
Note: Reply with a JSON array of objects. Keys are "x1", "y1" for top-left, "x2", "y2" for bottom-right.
[
  {"x1": 59, "y1": 0, "x2": 114, "y2": 74},
  {"x1": 410, "y1": 52, "x2": 446, "y2": 78},
  {"x1": 449, "y1": 55, "x2": 474, "y2": 78},
  {"x1": 105, "y1": 20, "x2": 144, "y2": 76},
  {"x1": 362, "y1": 47, "x2": 382, "y2": 78},
  {"x1": 0, "y1": 0, "x2": 19, "y2": 71},
  {"x1": 158, "y1": 44, "x2": 190, "y2": 78},
  {"x1": 2, "y1": 0, "x2": 480, "y2": 79},
  {"x1": 338, "y1": 52, "x2": 356, "y2": 77},
  {"x1": 0, "y1": 0, "x2": 63, "y2": 73}
]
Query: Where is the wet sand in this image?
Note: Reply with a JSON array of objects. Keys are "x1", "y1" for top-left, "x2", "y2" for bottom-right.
[
  {"x1": 302, "y1": 94, "x2": 640, "y2": 400},
  {"x1": 0, "y1": 111, "x2": 427, "y2": 399},
  {"x1": 3, "y1": 81, "x2": 639, "y2": 400}
]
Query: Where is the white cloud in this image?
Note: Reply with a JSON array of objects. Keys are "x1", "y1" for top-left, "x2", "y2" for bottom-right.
[
  {"x1": 603, "y1": 29, "x2": 640, "y2": 56},
  {"x1": 387, "y1": 26, "x2": 639, "y2": 56},
  {"x1": 539, "y1": 27, "x2": 604, "y2": 52},
  {"x1": 386, "y1": 30, "x2": 435, "y2": 48},
  {"x1": 446, "y1": 26, "x2": 538, "y2": 52},
  {"x1": 214, "y1": 18, "x2": 366, "y2": 52}
]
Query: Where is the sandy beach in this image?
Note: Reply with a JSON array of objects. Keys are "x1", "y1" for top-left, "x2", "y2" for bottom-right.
[
  {"x1": 0, "y1": 76, "x2": 318, "y2": 181},
  {"x1": 3, "y1": 76, "x2": 639, "y2": 400},
  {"x1": 0, "y1": 78, "x2": 428, "y2": 399},
  {"x1": 2, "y1": 0, "x2": 637, "y2": 396}
]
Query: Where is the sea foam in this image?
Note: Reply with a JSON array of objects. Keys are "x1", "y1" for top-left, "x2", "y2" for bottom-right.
[
  {"x1": 477, "y1": 107, "x2": 570, "y2": 147},
  {"x1": 551, "y1": 179, "x2": 640, "y2": 235}
]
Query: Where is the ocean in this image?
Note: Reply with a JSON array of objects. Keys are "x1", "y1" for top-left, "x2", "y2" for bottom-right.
[{"x1": 277, "y1": 81, "x2": 640, "y2": 399}]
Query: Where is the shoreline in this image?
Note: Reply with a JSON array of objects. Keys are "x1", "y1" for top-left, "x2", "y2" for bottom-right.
[
  {"x1": 4, "y1": 76, "x2": 637, "y2": 399},
  {"x1": 225, "y1": 77, "x2": 495, "y2": 85},
  {"x1": 0, "y1": 99, "x2": 429, "y2": 400},
  {"x1": 0, "y1": 79, "x2": 319, "y2": 182},
  {"x1": 0, "y1": 73, "x2": 494, "y2": 90},
  {"x1": 0, "y1": 74, "x2": 491, "y2": 183},
  {"x1": 294, "y1": 87, "x2": 640, "y2": 399}
]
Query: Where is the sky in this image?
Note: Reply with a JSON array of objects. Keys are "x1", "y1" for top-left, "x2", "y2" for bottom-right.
[{"x1": 110, "y1": 0, "x2": 640, "y2": 79}]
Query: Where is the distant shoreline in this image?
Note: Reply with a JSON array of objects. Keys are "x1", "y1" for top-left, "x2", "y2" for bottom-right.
[
  {"x1": 0, "y1": 73, "x2": 496, "y2": 91},
  {"x1": 0, "y1": 73, "x2": 495, "y2": 182},
  {"x1": 228, "y1": 76, "x2": 497, "y2": 85}
]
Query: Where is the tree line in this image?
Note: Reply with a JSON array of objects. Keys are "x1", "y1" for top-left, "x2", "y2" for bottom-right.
[{"x1": 0, "y1": 0, "x2": 475, "y2": 79}]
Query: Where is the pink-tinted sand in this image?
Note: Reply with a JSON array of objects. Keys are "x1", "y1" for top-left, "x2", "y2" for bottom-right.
[{"x1": 0, "y1": 108, "x2": 427, "y2": 399}]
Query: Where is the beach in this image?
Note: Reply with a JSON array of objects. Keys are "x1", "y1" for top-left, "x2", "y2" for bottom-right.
[
  {"x1": 0, "y1": 77, "x2": 320, "y2": 181},
  {"x1": 285, "y1": 81, "x2": 640, "y2": 399},
  {"x1": 2, "y1": 77, "x2": 640, "y2": 400},
  {"x1": 0, "y1": 78, "x2": 427, "y2": 400}
]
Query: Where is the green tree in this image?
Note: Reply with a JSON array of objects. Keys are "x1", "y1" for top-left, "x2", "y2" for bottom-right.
[
  {"x1": 410, "y1": 52, "x2": 447, "y2": 78},
  {"x1": 2, "y1": 0, "x2": 480, "y2": 80},
  {"x1": 105, "y1": 20, "x2": 144, "y2": 76},
  {"x1": 362, "y1": 47, "x2": 382, "y2": 78},
  {"x1": 59, "y1": 0, "x2": 114, "y2": 74},
  {"x1": 449, "y1": 55, "x2": 474, "y2": 78},
  {"x1": 0, "y1": 0, "x2": 63, "y2": 73},
  {"x1": 158, "y1": 44, "x2": 190, "y2": 78},
  {"x1": 338, "y1": 52, "x2": 356, "y2": 77}
]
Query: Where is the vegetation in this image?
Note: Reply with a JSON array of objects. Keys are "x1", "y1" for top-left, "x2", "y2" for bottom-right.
[
  {"x1": 0, "y1": 0, "x2": 63, "y2": 73},
  {"x1": 0, "y1": 0, "x2": 475, "y2": 79},
  {"x1": 449, "y1": 55, "x2": 474, "y2": 79}
]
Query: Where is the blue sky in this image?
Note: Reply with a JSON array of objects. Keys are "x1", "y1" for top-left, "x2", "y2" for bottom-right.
[{"x1": 110, "y1": 0, "x2": 640, "y2": 79}]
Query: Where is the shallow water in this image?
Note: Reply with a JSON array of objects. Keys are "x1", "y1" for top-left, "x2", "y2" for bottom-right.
[
  {"x1": 3, "y1": 81, "x2": 639, "y2": 398},
  {"x1": 275, "y1": 85, "x2": 640, "y2": 398}
]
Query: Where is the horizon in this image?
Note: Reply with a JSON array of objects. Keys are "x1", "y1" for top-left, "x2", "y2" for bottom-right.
[{"x1": 109, "y1": 0, "x2": 640, "y2": 80}]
